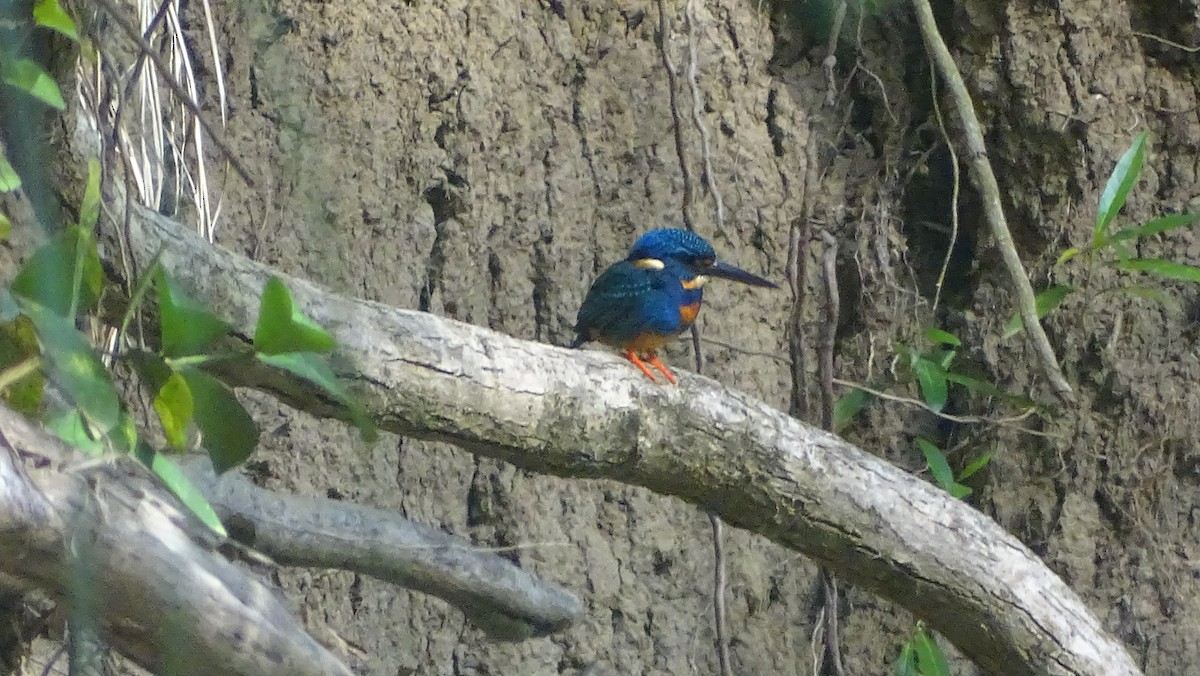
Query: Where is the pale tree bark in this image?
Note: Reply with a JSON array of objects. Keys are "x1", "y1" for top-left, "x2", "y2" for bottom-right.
[
  {"x1": 175, "y1": 455, "x2": 582, "y2": 641},
  {"x1": 0, "y1": 404, "x2": 584, "y2": 674},
  {"x1": 0, "y1": 406, "x2": 353, "y2": 676},
  {"x1": 113, "y1": 202, "x2": 1139, "y2": 675}
]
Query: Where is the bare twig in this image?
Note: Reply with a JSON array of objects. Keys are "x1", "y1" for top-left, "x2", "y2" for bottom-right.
[
  {"x1": 659, "y1": 0, "x2": 709, "y2": 384},
  {"x1": 786, "y1": 220, "x2": 811, "y2": 420},
  {"x1": 910, "y1": 0, "x2": 1073, "y2": 400},
  {"x1": 820, "y1": 569, "x2": 844, "y2": 676},
  {"x1": 703, "y1": 335, "x2": 790, "y2": 363},
  {"x1": 89, "y1": 0, "x2": 256, "y2": 189},
  {"x1": 0, "y1": 357, "x2": 41, "y2": 393},
  {"x1": 708, "y1": 513, "x2": 731, "y2": 676},
  {"x1": 928, "y1": 63, "x2": 960, "y2": 313},
  {"x1": 671, "y1": 2, "x2": 730, "y2": 669},
  {"x1": 685, "y1": 0, "x2": 726, "y2": 236},
  {"x1": 108, "y1": 0, "x2": 172, "y2": 158},
  {"x1": 816, "y1": 231, "x2": 845, "y2": 675},
  {"x1": 809, "y1": 605, "x2": 826, "y2": 675},
  {"x1": 831, "y1": 378, "x2": 1049, "y2": 434},
  {"x1": 1131, "y1": 31, "x2": 1200, "y2": 52},
  {"x1": 822, "y1": 0, "x2": 848, "y2": 107},
  {"x1": 819, "y1": 231, "x2": 840, "y2": 431},
  {"x1": 656, "y1": 0, "x2": 693, "y2": 230}
]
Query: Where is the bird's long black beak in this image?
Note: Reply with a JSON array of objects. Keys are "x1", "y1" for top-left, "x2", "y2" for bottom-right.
[{"x1": 708, "y1": 261, "x2": 778, "y2": 289}]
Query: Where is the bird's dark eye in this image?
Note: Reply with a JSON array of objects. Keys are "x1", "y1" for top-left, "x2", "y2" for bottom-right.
[{"x1": 698, "y1": 257, "x2": 715, "y2": 268}]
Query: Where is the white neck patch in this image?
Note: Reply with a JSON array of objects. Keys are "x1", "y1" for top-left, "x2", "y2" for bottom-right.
[{"x1": 632, "y1": 258, "x2": 665, "y2": 270}]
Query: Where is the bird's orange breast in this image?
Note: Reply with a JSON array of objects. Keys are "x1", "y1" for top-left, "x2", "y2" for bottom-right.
[
  {"x1": 625, "y1": 331, "x2": 673, "y2": 352},
  {"x1": 679, "y1": 301, "x2": 701, "y2": 326}
]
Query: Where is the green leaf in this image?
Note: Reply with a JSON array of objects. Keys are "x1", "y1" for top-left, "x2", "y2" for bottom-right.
[
  {"x1": 253, "y1": 277, "x2": 335, "y2": 355},
  {"x1": 913, "y1": 358, "x2": 948, "y2": 413},
  {"x1": 1114, "y1": 285, "x2": 1181, "y2": 313},
  {"x1": 33, "y1": 0, "x2": 80, "y2": 40},
  {"x1": 156, "y1": 268, "x2": 232, "y2": 357},
  {"x1": 45, "y1": 409, "x2": 104, "y2": 455},
  {"x1": 180, "y1": 368, "x2": 258, "y2": 473},
  {"x1": 20, "y1": 300, "x2": 120, "y2": 435},
  {"x1": 12, "y1": 226, "x2": 104, "y2": 318},
  {"x1": 107, "y1": 411, "x2": 139, "y2": 454},
  {"x1": 118, "y1": 251, "x2": 165, "y2": 343},
  {"x1": 918, "y1": 439, "x2": 955, "y2": 491},
  {"x1": 913, "y1": 629, "x2": 951, "y2": 676},
  {"x1": 1096, "y1": 132, "x2": 1147, "y2": 240},
  {"x1": 2, "y1": 59, "x2": 66, "y2": 110},
  {"x1": 1002, "y1": 284, "x2": 1073, "y2": 339},
  {"x1": 1108, "y1": 239, "x2": 1135, "y2": 262},
  {"x1": 916, "y1": 438, "x2": 973, "y2": 499},
  {"x1": 0, "y1": 316, "x2": 45, "y2": 416},
  {"x1": 133, "y1": 444, "x2": 227, "y2": 537},
  {"x1": 79, "y1": 157, "x2": 101, "y2": 230},
  {"x1": 1055, "y1": 247, "x2": 1080, "y2": 266},
  {"x1": 1118, "y1": 258, "x2": 1200, "y2": 283},
  {"x1": 833, "y1": 386, "x2": 874, "y2": 432},
  {"x1": 0, "y1": 153, "x2": 20, "y2": 192},
  {"x1": 128, "y1": 349, "x2": 171, "y2": 393},
  {"x1": 0, "y1": 211, "x2": 10, "y2": 240},
  {"x1": 154, "y1": 372, "x2": 193, "y2": 449},
  {"x1": 1109, "y1": 213, "x2": 1197, "y2": 243},
  {"x1": 958, "y1": 453, "x2": 992, "y2": 481},
  {"x1": 893, "y1": 642, "x2": 918, "y2": 676},
  {"x1": 935, "y1": 349, "x2": 956, "y2": 370},
  {"x1": 923, "y1": 327, "x2": 960, "y2": 347},
  {"x1": 943, "y1": 371, "x2": 1004, "y2": 399},
  {"x1": 895, "y1": 343, "x2": 918, "y2": 365},
  {"x1": 257, "y1": 351, "x2": 376, "y2": 441}
]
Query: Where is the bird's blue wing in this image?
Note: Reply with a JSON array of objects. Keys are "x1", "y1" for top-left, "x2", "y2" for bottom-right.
[{"x1": 574, "y1": 262, "x2": 683, "y2": 345}]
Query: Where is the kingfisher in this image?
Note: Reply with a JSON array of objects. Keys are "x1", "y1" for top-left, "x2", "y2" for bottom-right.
[{"x1": 570, "y1": 229, "x2": 778, "y2": 383}]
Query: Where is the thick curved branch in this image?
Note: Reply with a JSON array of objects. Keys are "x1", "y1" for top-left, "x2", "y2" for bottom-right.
[
  {"x1": 121, "y1": 204, "x2": 1138, "y2": 675},
  {"x1": 175, "y1": 456, "x2": 582, "y2": 641},
  {"x1": 0, "y1": 406, "x2": 353, "y2": 676}
]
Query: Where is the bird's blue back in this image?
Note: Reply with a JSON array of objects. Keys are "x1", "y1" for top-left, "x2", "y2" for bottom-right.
[{"x1": 573, "y1": 258, "x2": 700, "y2": 346}]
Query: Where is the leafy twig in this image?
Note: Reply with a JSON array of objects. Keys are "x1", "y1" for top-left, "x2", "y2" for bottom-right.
[
  {"x1": 910, "y1": 0, "x2": 1073, "y2": 400},
  {"x1": 831, "y1": 377, "x2": 1053, "y2": 436}
]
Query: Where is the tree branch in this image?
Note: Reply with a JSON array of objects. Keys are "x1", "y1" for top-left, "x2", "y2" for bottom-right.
[
  {"x1": 0, "y1": 407, "x2": 353, "y2": 676},
  {"x1": 174, "y1": 456, "x2": 582, "y2": 641},
  {"x1": 117, "y1": 203, "x2": 1138, "y2": 675},
  {"x1": 910, "y1": 0, "x2": 1074, "y2": 401}
]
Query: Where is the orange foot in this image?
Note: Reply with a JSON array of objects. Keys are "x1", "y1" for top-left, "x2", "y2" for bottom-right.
[{"x1": 624, "y1": 348, "x2": 677, "y2": 384}]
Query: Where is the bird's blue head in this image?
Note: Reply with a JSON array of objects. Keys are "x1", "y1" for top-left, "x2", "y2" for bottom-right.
[
  {"x1": 626, "y1": 228, "x2": 777, "y2": 289},
  {"x1": 628, "y1": 228, "x2": 716, "y2": 266}
]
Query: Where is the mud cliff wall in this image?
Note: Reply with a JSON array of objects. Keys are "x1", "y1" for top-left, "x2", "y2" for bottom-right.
[{"x1": 135, "y1": 0, "x2": 1200, "y2": 672}]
